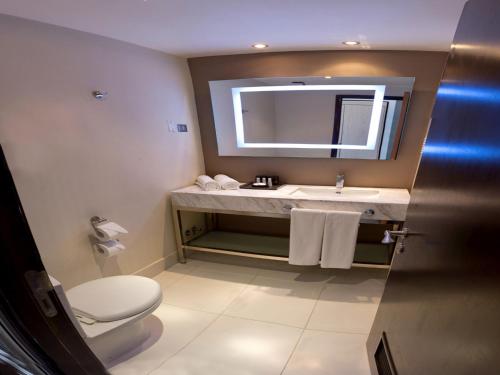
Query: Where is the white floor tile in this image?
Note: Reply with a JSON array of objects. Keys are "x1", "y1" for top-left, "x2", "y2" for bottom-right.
[
  {"x1": 110, "y1": 262, "x2": 387, "y2": 374},
  {"x1": 329, "y1": 268, "x2": 388, "y2": 285},
  {"x1": 153, "y1": 262, "x2": 199, "y2": 289},
  {"x1": 282, "y1": 330, "x2": 370, "y2": 375},
  {"x1": 307, "y1": 275, "x2": 385, "y2": 334},
  {"x1": 150, "y1": 316, "x2": 302, "y2": 375},
  {"x1": 256, "y1": 268, "x2": 333, "y2": 283},
  {"x1": 224, "y1": 276, "x2": 324, "y2": 328},
  {"x1": 108, "y1": 304, "x2": 217, "y2": 375},
  {"x1": 162, "y1": 268, "x2": 254, "y2": 313},
  {"x1": 188, "y1": 258, "x2": 261, "y2": 276}
]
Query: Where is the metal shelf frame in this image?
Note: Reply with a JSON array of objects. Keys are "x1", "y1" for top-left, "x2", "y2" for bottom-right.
[{"x1": 172, "y1": 204, "x2": 403, "y2": 270}]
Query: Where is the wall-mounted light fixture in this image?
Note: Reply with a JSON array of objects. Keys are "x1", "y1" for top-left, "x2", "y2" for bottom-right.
[{"x1": 231, "y1": 84, "x2": 386, "y2": 150}]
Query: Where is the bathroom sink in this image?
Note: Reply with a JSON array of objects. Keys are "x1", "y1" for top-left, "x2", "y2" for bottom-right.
[{"x1": 290, "y1": 187, "x2": 380, "y2": 199}]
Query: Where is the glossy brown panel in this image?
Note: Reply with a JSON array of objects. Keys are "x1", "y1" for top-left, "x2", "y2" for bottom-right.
[
  {"x1": 188, "y1": 51, "x2": 447, "y2": 189},
  {"x1": 368, "y1": 0, "x2": 500, "y2": 374}
]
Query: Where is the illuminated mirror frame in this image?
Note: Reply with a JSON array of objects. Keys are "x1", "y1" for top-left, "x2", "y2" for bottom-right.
[{"x1": 232, "y1": 85, "x2": 386, "y2": 150}]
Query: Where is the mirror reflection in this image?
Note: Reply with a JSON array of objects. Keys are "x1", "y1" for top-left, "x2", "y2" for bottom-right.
[{"x1": 209, "y1": 76, "x2": 415, "y2": 159}]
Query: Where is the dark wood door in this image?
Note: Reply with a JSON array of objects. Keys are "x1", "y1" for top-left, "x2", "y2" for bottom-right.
[{"x1": 367, "y1": 0, "x2": 500, "y2": 374}]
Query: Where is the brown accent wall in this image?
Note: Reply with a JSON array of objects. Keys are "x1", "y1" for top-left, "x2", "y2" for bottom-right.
[{"x1": 188, "y1": 51, "x2": 448, "y2": 190}]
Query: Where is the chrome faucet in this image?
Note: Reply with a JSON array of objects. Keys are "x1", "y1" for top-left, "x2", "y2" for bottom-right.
[{"x1": 336, "y1": 173, "x2": 345, "y2": 194}]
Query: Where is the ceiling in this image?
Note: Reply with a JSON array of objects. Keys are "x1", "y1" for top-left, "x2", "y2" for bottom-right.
[{"x1": 0, "y1": 0, "x2": 467, "y2": 57}]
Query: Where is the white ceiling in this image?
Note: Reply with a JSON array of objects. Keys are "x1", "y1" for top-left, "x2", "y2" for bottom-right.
[{"x1": 0, "y1": 0, "x2": 467, "y2": 57}]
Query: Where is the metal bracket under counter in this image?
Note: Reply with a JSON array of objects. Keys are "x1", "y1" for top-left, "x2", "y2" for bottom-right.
[{"x1": 281, "y1": 203, "x2": 379, "y2": 223}]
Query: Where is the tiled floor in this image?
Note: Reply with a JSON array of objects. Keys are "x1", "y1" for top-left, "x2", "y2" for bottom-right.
[{"x1": 109, "y1": 258, "x2": 387, "y2": 375}]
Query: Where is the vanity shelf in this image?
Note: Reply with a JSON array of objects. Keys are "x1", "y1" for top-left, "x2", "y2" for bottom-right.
[
  {"x1": 186, "y1": 231, "x2": 289, "y2": 259},
  {"x1": 171, "y1": 184, "x2": 409, "y2": 269},
  {"x1": 185, "y1": 230, "x2": 392, "y2": 267}
]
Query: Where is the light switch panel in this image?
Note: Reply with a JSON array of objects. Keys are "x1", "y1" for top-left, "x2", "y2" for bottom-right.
[
  {"x1": 177, "y1": 124, "x2": 188, "y2": 132},
  {"x1": 167, "y1": 123, "x2": 188, "y2": 133}
]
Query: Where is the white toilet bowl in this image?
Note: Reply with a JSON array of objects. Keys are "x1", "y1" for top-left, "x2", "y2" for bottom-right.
[{"x1": 50, "y1": 275, "x2": 162, "y2": 366}]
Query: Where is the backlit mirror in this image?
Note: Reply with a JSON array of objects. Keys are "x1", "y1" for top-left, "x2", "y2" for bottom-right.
[{"x1": 209, "y1": 76, "x2": 415, "y2": 159}]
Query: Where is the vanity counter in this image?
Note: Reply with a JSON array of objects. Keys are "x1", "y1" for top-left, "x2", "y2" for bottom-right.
[{"x1": 171, "y1": 184, "x2": 410, "y2": 221}]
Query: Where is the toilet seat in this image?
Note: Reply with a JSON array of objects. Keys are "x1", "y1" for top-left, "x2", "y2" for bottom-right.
[{"x1": 66, "y1": 275, "x2": 162, "y2": 322}]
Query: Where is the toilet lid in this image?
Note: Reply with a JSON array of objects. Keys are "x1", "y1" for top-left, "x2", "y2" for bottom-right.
[{"x1": 66, "y1": 275, "x2": 162, "y2": 322}]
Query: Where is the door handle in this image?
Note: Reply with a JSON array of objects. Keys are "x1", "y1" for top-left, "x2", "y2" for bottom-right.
[
  {"x1": 382, "y1": 227, "x2": 417, "y2": 254},
  {"x1": 25, "y1": 270, "x2": 58, "y2": 318},
  {"x1": 382, "y1": 227, "x2": 410, "y2": 242}
]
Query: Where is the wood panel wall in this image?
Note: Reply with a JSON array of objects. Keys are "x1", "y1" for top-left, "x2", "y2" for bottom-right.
[{"x1": 188, "y1": 50, "x2": 448, "y2": 190}]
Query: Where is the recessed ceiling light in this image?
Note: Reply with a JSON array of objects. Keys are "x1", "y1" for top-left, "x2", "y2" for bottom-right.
[
  {"x1": 252, "y1": 43, "x2": 269, "y2": 49},
  {"x1": 324, "y1": 76, "x2": 332, "y2": 79},
  {"x1": 343, "y1": 41, "x2": 360, "y2": 46}
]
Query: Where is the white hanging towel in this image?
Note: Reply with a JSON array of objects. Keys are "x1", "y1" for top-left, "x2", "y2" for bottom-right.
[
  {"x1": 289, "y1": 208, "x2": 327, "y2": 265},
  {"x1": 214, "y1": 174, "x2": 240, "y2": 190},
  {"x1": 321, "y1": 210, "x2": 361, "y2": 269},
  {"x1": 196, "y1": 175, "x2": 221, "y2": 191}
]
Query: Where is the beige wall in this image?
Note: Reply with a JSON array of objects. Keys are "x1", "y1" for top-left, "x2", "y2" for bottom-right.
[
  {"x1": 189, "y1": 50, "x2": 448, "y2": 189},
  {"x1": 0, "y1": 15, "x2": 204, "y2": 288}
]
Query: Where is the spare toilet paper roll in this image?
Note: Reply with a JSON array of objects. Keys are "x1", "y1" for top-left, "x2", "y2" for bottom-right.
[
  {"x1": 94, "y1": 221, "x2": 128, "y2": 241},
  {"x1": 94, "y1": 240, "x2": 126, "y2": 257}
]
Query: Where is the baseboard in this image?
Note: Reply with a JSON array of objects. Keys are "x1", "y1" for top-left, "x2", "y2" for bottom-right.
[
  {"x1": 164, "y1": 251, "x2": 178, "y2": 269},
  {"x1": 132, "y1": 252, "x2": 179, "y2": 278}
]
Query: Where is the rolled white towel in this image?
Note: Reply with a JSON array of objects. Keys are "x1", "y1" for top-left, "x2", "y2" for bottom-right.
[
  {"x1": 214, "y1": 174, "x2": 240, "y2": 190},
  {"x1": 196, "y1": 175, "x2": 221, "y2": 191}
]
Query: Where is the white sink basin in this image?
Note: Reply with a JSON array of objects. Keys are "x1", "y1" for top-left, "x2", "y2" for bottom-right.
[{"x1": 290, "y1": 187, "x2": 380, "y2": 199}]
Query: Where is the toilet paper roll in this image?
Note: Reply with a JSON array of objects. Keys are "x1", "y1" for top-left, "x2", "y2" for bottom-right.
[
  {"x1": 94, "y1": 240, "x2": 126, "y2": 257},
  {"x1": 94, "y1": 228, "x2": 119, "y2": 241},
  {"x1": 94, "y1": 221, "x2": 128, "y2": 241}
]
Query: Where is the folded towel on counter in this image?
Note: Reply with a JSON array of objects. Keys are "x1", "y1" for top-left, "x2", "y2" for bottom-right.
[
  {"x1": 320, "y1": 210, "x2": 361, "y2": 269},
  {"x1": 196, "y1": 175, "x2": 221, "y2": 191},
  {"x1": 288, "y1": 208, "x2": 326, "y2": 266},
  {"x1": 214, "y1": 174, "x2": 240, "y2": 190}
]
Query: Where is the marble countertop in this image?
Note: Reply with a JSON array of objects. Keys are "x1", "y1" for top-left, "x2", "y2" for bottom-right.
[
  {"x1": 171, "y1": 184, "x2": 410, "y2": 222},
  {"x1": 173, "y1": 184, "x2": 409, "y2": 204}
]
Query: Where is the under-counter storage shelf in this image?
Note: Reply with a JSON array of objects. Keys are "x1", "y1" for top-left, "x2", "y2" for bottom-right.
[
  {"x1": 186, "y1": 231, "x2": 289, "y2": 259},
  {"x1": 171, "y1": 185, "x2": 409, "y2": 269},
  {"x1": 185, "y1": 230, "x2": 392, "y2": 266}
]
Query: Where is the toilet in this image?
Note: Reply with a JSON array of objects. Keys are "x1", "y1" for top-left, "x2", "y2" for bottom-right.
[{"x1": 50, "y1": 275, "x2": 162, "y2": 366}]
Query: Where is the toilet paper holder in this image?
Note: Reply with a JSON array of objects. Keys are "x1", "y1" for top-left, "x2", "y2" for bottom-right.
[
  {"x1": 90, "y1": 215, "x2": 128, "y2": 239},
  {"x1": 89, "y1": 216, "x2": 127, "y2": 256},
  {"x1": 90, "y1": 216, "x2": 108, "y2": 227}
]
